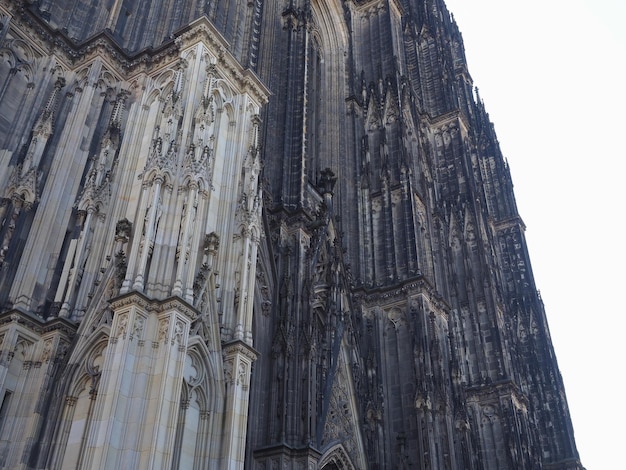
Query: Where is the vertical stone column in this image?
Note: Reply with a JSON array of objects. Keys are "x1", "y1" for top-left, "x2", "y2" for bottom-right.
[
  {"x1": 13, "y1": 323, "x2": 72, "y2": 468},
  {"x1": 221, "y1": 340, "x2": 257, "y2": 469},
  {"x1": 140, "y1": 300, "x2": 192, "y2": 470},
  {"x1": 9, "y1": 65, "x2": 103, "y2": 311},
  {"x1": 132, "y1": 177, "x2": 163, "y2": 292},
  {"x1": 0, "y1": 313, "x2": 74, "y2": 469},
  {"x1": 82, "y1": 293, "x2": 193, "y2": 470},
  {"x1": 81, "y1": 293, "x2": 150, "y2": 468}
]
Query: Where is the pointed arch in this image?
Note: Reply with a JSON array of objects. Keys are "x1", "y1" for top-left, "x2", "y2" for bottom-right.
[
  {"x1": 170, "y1": 336, "x2": 224, "y2": 468},
  {"x1": 0, "y1": 47, "x2": 17, "y2": 69},
  {"x1": 7, "y1": 38, "x2": 36, "y2": 64},
  {"x1": 141, "y1": 68, "x2": 177, "y2": 109},
  {"x1": 212, "y1": 78, "x2": 235, "y2": 105},
  {"x1": 318, "y1": 443, "x2": 356, "y2": 470},
  {"x1": 72, "y1": 65, "x2": 92, "y2": 92},
  {"x1": 96, "y1": 69, "x2": 119, "y2": 94},
  {"x1": 187, "y1": 334, "x2": 224, "y2": 409},
  {"x1": 47, "y1": 333, "x2": 110, "y2": 470}
]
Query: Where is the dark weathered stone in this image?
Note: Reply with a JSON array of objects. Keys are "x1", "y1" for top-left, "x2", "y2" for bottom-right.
[{"x1": 0, "y1": 0, "x2": 583, "y2": 468}]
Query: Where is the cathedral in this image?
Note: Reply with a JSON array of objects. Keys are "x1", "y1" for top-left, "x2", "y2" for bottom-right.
[{"x1": 0, "y1": 0, "x2": 583, "y2": 468}]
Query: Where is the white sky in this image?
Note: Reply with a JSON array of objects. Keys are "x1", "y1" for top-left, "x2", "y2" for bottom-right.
[{"x1": 443, "y1": 1, "x2": 626, "y2": 468}]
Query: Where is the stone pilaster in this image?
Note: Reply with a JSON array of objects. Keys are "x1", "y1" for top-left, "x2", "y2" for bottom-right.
[
  {"x1": 81, "y1": 292, "x2": 195, "y2": 469},
  {"x1": 0, "y1": 312, "x2": 75, "y2": 469},
  {"x1": 221, "y1": 339, "x2": 258, "y2": 469}
]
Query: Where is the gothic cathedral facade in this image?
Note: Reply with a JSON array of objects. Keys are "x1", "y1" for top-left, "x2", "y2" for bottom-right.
[{"x1": 0, "y1": 0, "x2": 582, "y2": 469}]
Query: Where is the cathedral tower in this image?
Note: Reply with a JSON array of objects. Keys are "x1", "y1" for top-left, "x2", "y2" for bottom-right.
[{"x1": 0, "y1": 0, "x2": 582, "y2": 468}]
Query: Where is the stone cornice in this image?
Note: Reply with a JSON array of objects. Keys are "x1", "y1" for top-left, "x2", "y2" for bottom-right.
[
  {"x1": 7, "y1": 3, "x2": 149, "y2": 77},
  {"x1": 0, "y1": 309, "x2": 77, "y2": 338},
  {"x1": 109, "y1": 290, "x2": 154, "y2": 312},
  {"x1": 9, "y1": 3, "x2": 269, "y2": 105},
  {"x1": 109, "y1": 291, "x2": 200, "y2": 321},
  {"x1": 353, "y1": 275, "x2": 451, "y2": 313},
  {"x1": 465, "y1": 379, "x2": 529, "y2": 410},
  {"x1": 417, "y1": 109, "x2": 471, "y2": 135},
  {"x1": 490, "y1": 215, "x2": 526, "y2": 233},
  {"x1": 41, "y1": 316, "x2": 78, "y2": 337},
  {"x1": 0, "y1": 310, "x2": 44, "y2": 333},
  {"x1": 160, "y1": 296, "x2": 199, "y2": 321},
  {"x1": 222, "y1": 339, "x2": 259, "y2": 362}
]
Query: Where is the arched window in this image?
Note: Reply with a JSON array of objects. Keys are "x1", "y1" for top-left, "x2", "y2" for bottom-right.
[{"x1": 318, "y1": 443, "x2": 356, "y2": 470}]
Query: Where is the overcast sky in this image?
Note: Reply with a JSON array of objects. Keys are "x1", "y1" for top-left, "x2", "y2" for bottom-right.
[{"x1": 443, "y1": 1, "x2": 626, "y2": 468}]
